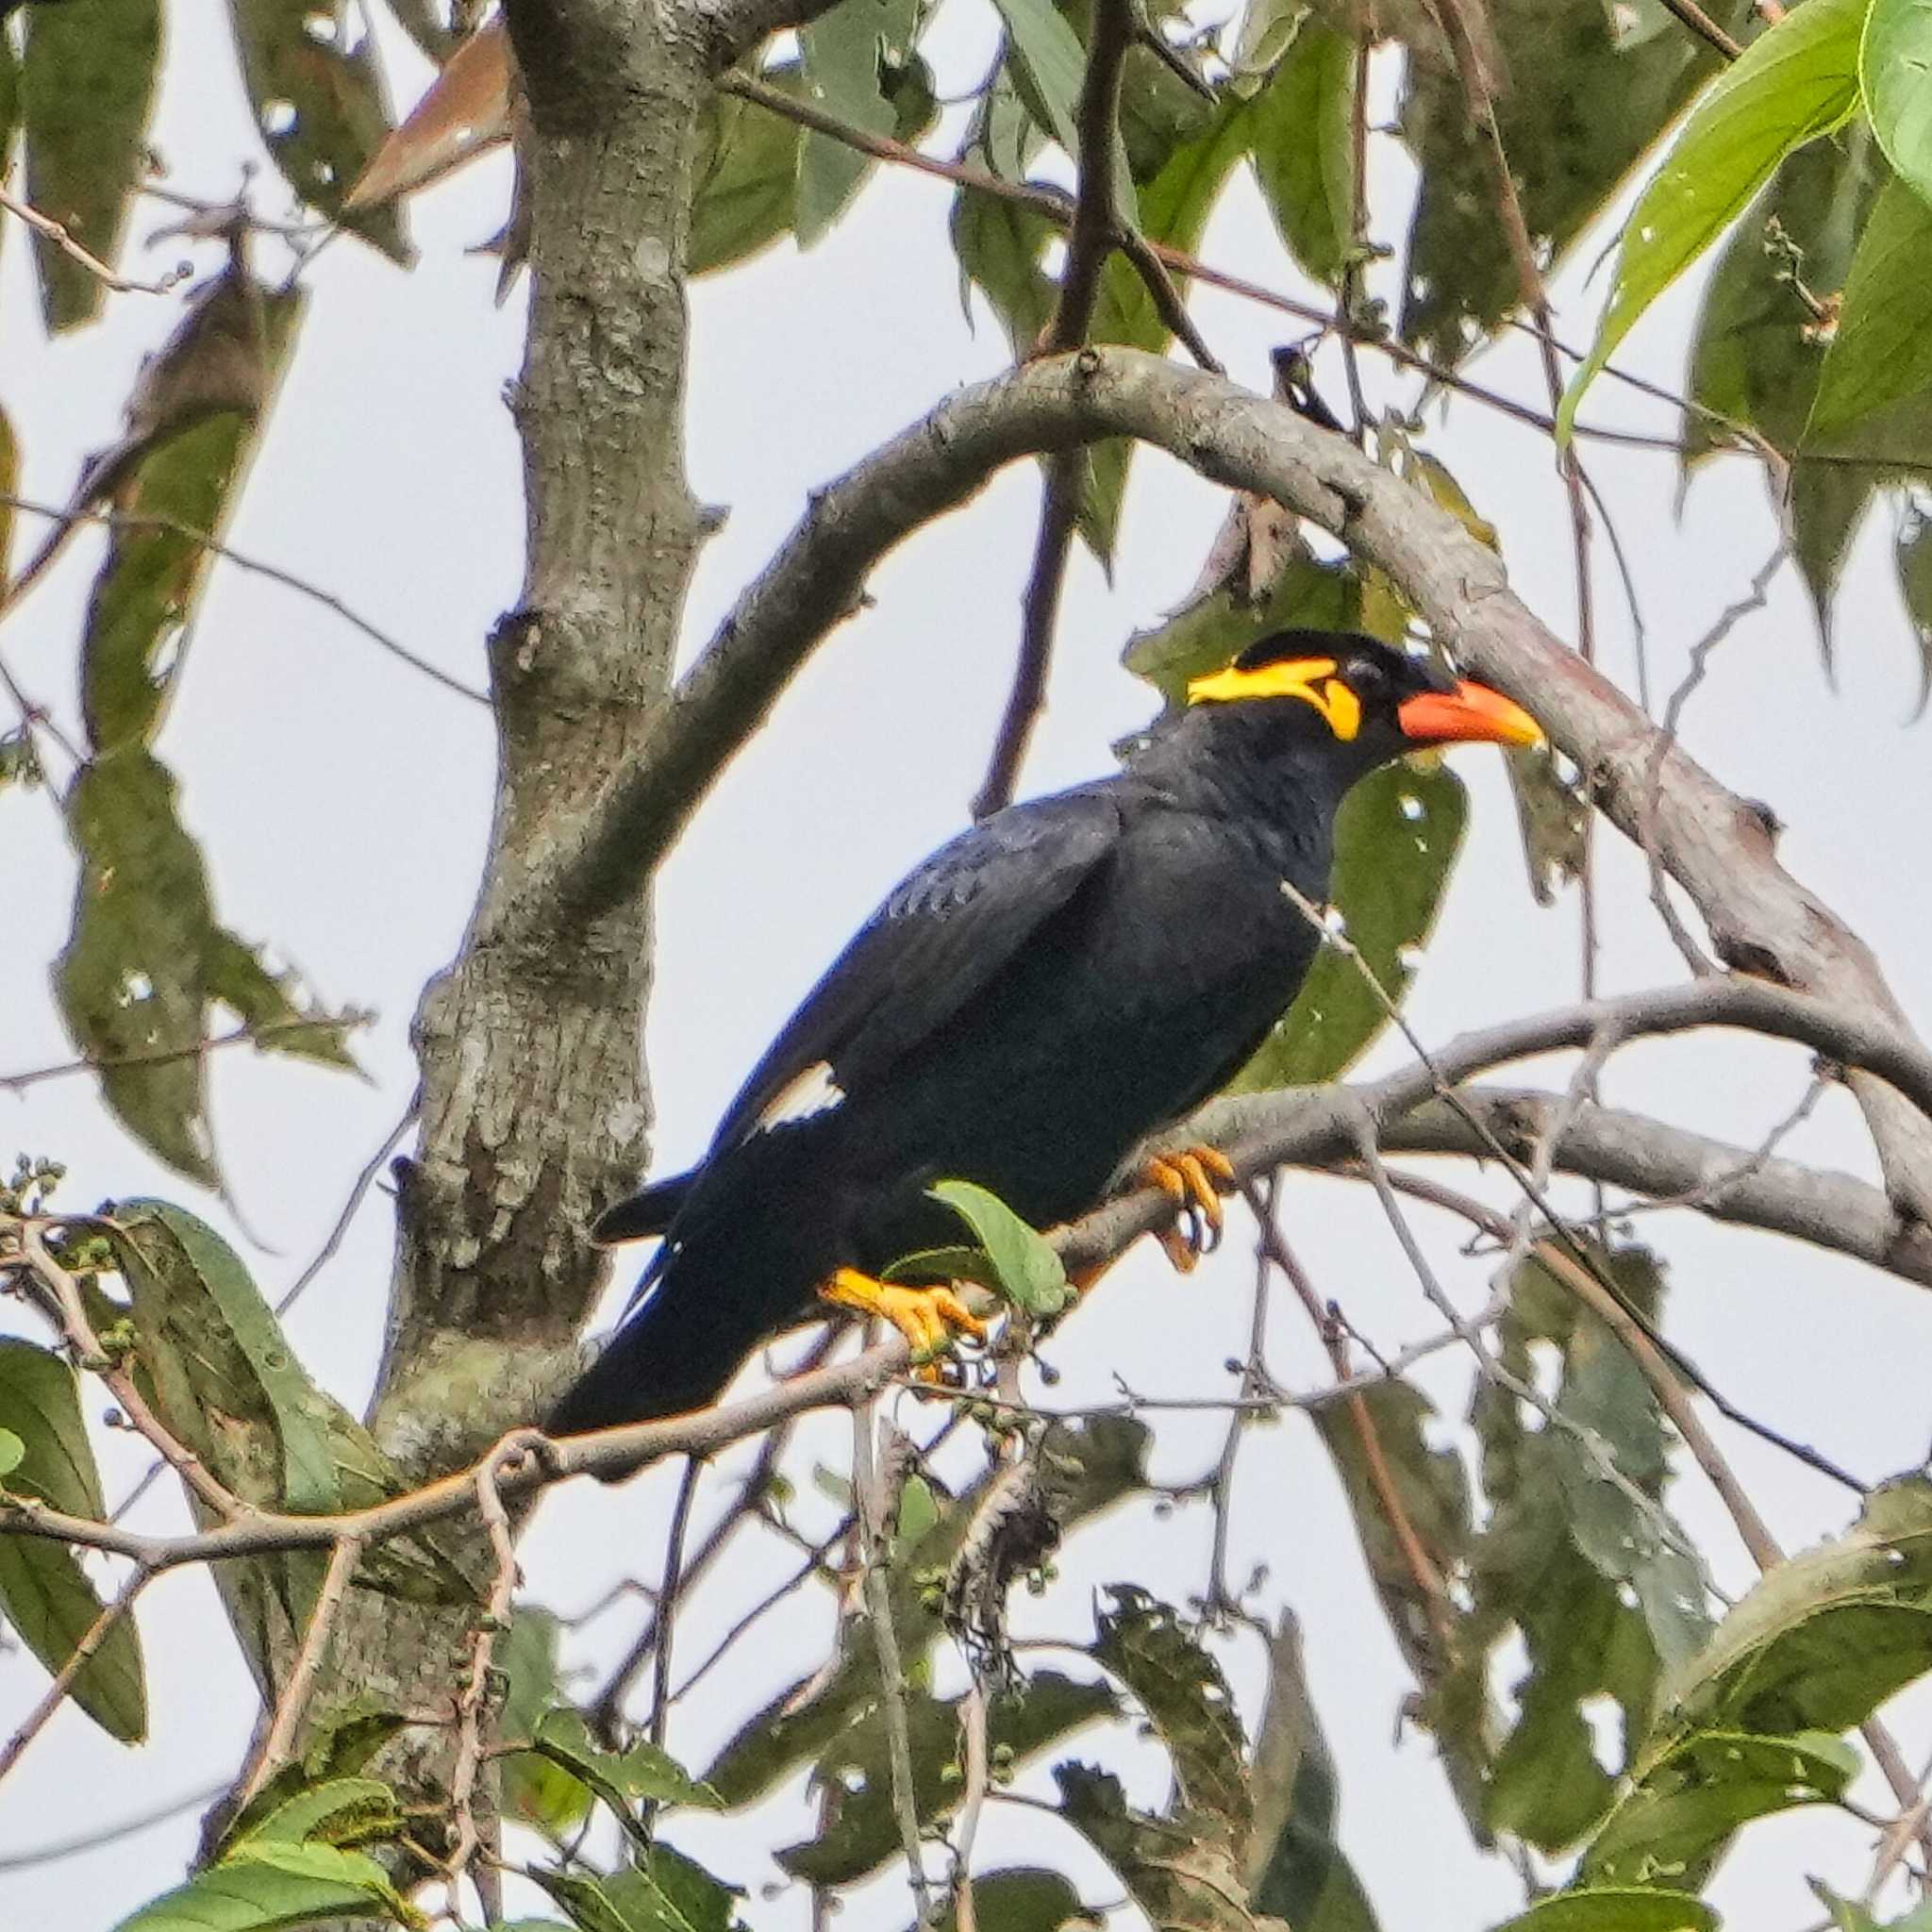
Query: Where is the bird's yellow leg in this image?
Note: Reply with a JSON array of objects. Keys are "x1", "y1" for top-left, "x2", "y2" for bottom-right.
[
  {"x1": 1141, "y1": 1145, "x2": 1239, "y2": 1274},
  {"x1": 820, "y1": 1267, "x2": 991, "y2": 1367}
]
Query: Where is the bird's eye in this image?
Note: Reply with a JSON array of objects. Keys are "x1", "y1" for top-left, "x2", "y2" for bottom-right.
[{"x1": 1346, "y1": 656, "x2": 1389, "y2": 702}]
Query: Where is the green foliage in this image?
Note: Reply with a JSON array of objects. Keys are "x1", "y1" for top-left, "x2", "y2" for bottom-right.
[
  {"x1": 797, "y1": 0, "x2": 920, "y2": 243},
  {"x1": 691, "y1": 66, "x2": 809, "y2": 275},
  {"x1": 110, "y1": 1840, "x2": 423, "y2": 1932},
  {"x1": 1494, "y1": 1891, "x2": 1717, "y2": 1932},
  {"x1": 1806, "y1": 175, "x2": 1932, "y2": 451},
  {"x1": 1558, "y1": 0, "x2": 1865, "y2": 437},
  {"x1": 225, "y1": 0, "x2": 408, "y2": 259},
  {"x1": 55, "y1": 752, "x2": 357, "y2": 1186},
  {"x1": 927, "y1": 1177, "x2": 1073, "y2": 1317},
  {"x1": 530, "y1": 1852, "x2": 745, "y2": 1932},
  {"x1": 19, "y1": 0, "x2": 161, "y2": 330},
  {"x1": 0, "y1": 1337, "x2": 148, "y2": 1742},
  {"x1": 1859, "y1": 0, "x2": 1932, "y2": 208},
  {"x1": 1247, "y1": 20, "x2": 1356, "y2": 286},
  {"x1": 1400, "y1": 0, "x2": 1740, "y2": 366}
]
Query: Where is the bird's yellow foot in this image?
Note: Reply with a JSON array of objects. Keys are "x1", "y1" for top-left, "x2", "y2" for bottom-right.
[
  {"x1": 1142, "y1": 1146, "x2": 1239, "y2": 1273},
  {"x1": 820, "y1": 1268, "x2": 991, "y2": 1374}
]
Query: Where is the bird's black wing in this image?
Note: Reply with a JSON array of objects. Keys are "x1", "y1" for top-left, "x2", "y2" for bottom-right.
[{"x1": 707, "y1": 788, "x2": 1124, "y2": 1156}]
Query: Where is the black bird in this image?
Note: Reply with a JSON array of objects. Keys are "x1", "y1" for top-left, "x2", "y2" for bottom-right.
[{"x1": 550, "y1": 630, "x2": 1541, "y2": 1434}]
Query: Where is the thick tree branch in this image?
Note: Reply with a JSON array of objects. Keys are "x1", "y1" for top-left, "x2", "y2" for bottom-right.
[
  {"x1": 1381, "y1": 1088, "x2": 1932, "y2": 1288},
  {"x1": 545, "y1": 347, "x2": 1932, "y2": 1222}
]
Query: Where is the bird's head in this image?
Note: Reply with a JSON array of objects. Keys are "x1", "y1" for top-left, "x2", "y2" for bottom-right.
[{"x1": 1185, "y1": 629, "x2": 1542, "y2": 782}]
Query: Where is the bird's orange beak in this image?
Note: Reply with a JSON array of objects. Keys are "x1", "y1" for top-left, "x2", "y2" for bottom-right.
[{"x1": 1397, "y1": 680, "x2": 1543, "y2": 748}]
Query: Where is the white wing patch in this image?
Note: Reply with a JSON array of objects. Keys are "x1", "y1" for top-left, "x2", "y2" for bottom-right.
[{"x1": 755, "y1": 1059, "x2": 846, "y2": 1131}]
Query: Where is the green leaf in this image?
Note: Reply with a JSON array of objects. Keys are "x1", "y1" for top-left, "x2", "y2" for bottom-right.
[
  {"x1": 1582, "y1": 1729, "x2": 1857, "y2": 1887},
  {"x1": 0, "y1": 403, "x2": 18, "y2": 582},
  {"x1": 225, "y1": 0, "x2": 410, "y2": 261},
  {"x1": 77, "y1": 272, "x2": 306, "y2": 755},
  {"x1": 950, "y1": 188, "x2": 1058, "y2": 355},
  {"x1": 531, "y1": 1850, "x2": 743, "y2": 1932},
  {"x1": 20, "y1": 0, "x2": 161, "y2": 331},
  {"x1": 108, "y1": 1202, "x2": 341, "y2": 1517},
  {"x1": 987, "y1": 0, "x2": 1087, "y2": 158},
  {"x1": 1400, "y1": 0, "x2": 1738, "y2": 366},
  {"x1": 691, "y1": 67, "x2": 806, "y2": 275},
  {"x1": 56, "y1": 750, "x2": 356, "y2": 1185},
  {"x1": 1248, "y1": 21, "x2": 1355, "y2": 286},
  {"x1": 1245, "y1": 1618, "x2": 1381, "y2": 1932},
  {"x1": 1557, "y1": 0, "x2": 1865, "y2": 437},
  {"x1": 796, "y1": 0, "x2": 918, "y2": 244},
  {"x1": 1057, "y1": 1762, "x2": 1257, "y2": 1931},
  {"x1": 1080, "y1": 93, "x2": 1256, "y2": 556},
  {"x1": 1492, "y1": 1891, "x2": 1718, "y2": 1932},
  {"x1": 499, "y1": 1608, "x2": 595, "y2": 1834},
  {"x1": 1807, "y1": 175, "x2": 1932, "y2": 447},
  {"x1": 0, "y1": 1427, "x2": 24, "y2": 1477},
  {"x1": 523, "y1": 1707, "x2": 723, "y2": 1826},
  {"x1": 928, "y1": 1178, "x2": 1072, "y2": 1318},
  {"x1": 112, "y1": 1840, "x2": 418, "y2": 1931},
  {"x1": 781, "y1": 1672, "x2": 1118, "y2": 1884},
  {"x1": 1862, "y1": 0, "x2": 1932, "y2": 208},
  {"x1": 235, "y1": 1776, "x2": 402, "y2": 1849},
  {"x1": 1662, "y1": 1475, "x2": 1932, "y2": 1738},
  {"x1": 1232, "y1": 759, "x2": 1467, "y2": 1091},
  {"x1": 897, "y1": 1870, "x2": 1091, "y2": 1932},
  {"x1": 1094, "y1": 1585, "x2": 1248, "y2": 1830},
  {"x1": 704, "y1": 1415, "x2": 1150, "y2": 1805},
  {"x1": 0, "y1": 1337, "x2": 148, "y2": 1743}
]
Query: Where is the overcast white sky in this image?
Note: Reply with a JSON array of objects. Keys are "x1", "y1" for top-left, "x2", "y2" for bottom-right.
[{"x1": 7, "y1": 6, "x2": 1932, "y2": 1928}]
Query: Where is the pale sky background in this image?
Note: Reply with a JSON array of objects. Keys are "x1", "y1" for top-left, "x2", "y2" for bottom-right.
[{"x1": 6, "y1": 5, "x2": 1932, "y2": 1928}]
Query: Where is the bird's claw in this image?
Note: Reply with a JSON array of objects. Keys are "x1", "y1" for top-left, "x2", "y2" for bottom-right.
[
  {"x1": 820, "y1": 1268, "x2": 991, "y2": 1372},
  {"x1": 1142, "y1": 1146, "x2": 1238, "y2": 1272}
]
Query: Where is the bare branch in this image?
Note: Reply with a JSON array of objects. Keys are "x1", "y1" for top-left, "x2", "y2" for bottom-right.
[
  {"x1": 0, "y1": 188, "x2": 192, "y2": 298},
  {"x1": 532, "y1": 346, "x2": 1932, "y2": 1221}
]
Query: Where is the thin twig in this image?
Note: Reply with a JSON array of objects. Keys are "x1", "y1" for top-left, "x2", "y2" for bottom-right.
[
  {"x1": 647, "y1": 1457, "x2": 702, "y2": 1752},
  {"x1": 0, "y1": 188, "x2": 192, "y2": 297},
  {"x1": 18, "y1": 1224, "x2": 251, "y2": 1521},
  {"x1": 276, "y1": 1104, "x2": 417, "y2": 1316},
  {"x1": 853, "y1": 1401, "x2": 935, "y2": 1925},
  {"x1": 950, "y1": 1677, "x2": 991, "y2": 1932},
  {"x1": 446, "y1": 1451, "x2": 521, "y2": 1908},
  {"x1": 1, "y1": 1012, "x2": 374, "y2": 1100},
  {"x1": 230, "y1": 1535, "x2": 365, "y2": 1815},
  {"x1": 0, "y1": 493, "x2": 490, "y2": 706},
  {"x1": 0, "y1": 1564, "x2": 156, "y2": 1785},
  {"x1": 1641, "y1": 541, "x2": 1787, "y2": 975}
]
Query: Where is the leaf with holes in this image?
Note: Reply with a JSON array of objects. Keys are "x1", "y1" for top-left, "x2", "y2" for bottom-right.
[
  {"x1": 780, "y1": 1673, "x2": 1117, "y2": 1884},
  {"x1": 1582, "y1": 1729, "x2": 1857, "y2": 1888},
  {"x1": 19, "y1": 0, "x2": 161, "y2": 330},
  {"x1": 1661, "y1": 1475, "x2": 1932, "y2": 1739},
  {"x1": 928, "y1": 1178, "x2": 1071, "y2": 1318},
  {"x1": 225, "y1": 0, "x2": 409, "y2": 259},
  {"x1": 1400, "y1": 0, "x2": 1739, "y2": 367},
  {"x1": 796, "y1": 0, "x2": 918, "y2": 243},
  {"x1": 1558, "y1": 0, "x2": 1865, "y2": 437},
  {"x1": 75, "y1": 268, "x2": 305, "y2": 755},
  {"x1": 55, "y1": 751, "x2": 355, "y2": 1185},
  {"x1": 0, "y1": 1338, "x2": 147, "y2": 1742}
]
